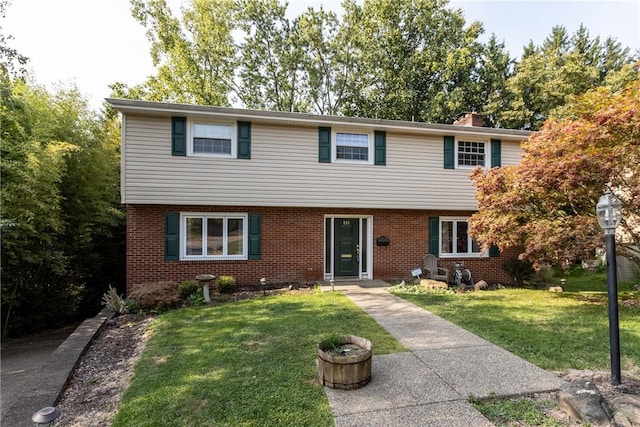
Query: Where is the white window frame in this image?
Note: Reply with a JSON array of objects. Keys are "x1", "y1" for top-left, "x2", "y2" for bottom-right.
[
  {"x1": 439, "y1": 216, "x2": 487, "y2": 258},
  {"x1": 187, "y1": 120, "x2": 236, "y2": 157},
  {"x1": 180, "y1": 212, "x2": 248, "y2": 260},
  {"x1": 333, "y1": 129, "x2": 373, "y2": 164},
  {"x1": 456, "y1": 139, "x2": 489, "y2": 169}
]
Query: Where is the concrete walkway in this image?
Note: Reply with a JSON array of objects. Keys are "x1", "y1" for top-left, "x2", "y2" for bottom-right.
[
  {"x1": 323, "y1": 280, "x2": 565, "y2": 426},
  {"x1": 1, "y1": 309, "x2": 111, "y2": 427}
]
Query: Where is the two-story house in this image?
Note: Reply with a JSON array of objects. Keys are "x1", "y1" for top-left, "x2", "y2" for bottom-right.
[{"x1": 107, "y1": 98, "x2": 531, "y2": 293}]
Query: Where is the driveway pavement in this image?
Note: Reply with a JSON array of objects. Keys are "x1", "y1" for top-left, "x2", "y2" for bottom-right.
[{"x1": 1, "y1": 324, "x2": 77, "y2": 420}]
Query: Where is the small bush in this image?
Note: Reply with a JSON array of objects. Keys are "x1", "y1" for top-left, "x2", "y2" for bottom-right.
[
  {"x1": 179, "y1": 280, "x2": 200, "y2": 299},
  {"x1": 101, "y1": 285, "x2": 128, "y2": 314},
  {"x1": 502, "y1": 258, "x2": 535, "y2": 284},
  {"x1": 530, "y1": 264, "x2": 555, "y2": 288},
  {"x1": 129, "y1": 281, "x2": 180, "y2": 310},
  {"x1": 188, "y1": 288, "x2": 205, "y2": 306},
  {"x1": 216, "y1": 276, "x2": 236, "y2": 294}
]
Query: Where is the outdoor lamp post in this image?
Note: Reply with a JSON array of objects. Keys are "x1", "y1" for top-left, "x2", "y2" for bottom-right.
[{"x1": 596, "y1": 189, "x2": 623, "y2": 385}]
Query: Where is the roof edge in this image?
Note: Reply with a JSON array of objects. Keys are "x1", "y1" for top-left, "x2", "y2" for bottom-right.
[{"x1": 105, "y1": 98, "x2": 533, "y2": 139}]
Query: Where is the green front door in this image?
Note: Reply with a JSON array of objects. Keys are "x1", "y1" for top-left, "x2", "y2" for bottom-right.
[{"x1": 334, "y1": 218, "x2": 359, "y2": 277}]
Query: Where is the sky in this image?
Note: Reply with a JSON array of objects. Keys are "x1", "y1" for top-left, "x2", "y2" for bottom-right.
[{"x1": 3, "y1": 0, "x2": 639, "y2": 111}]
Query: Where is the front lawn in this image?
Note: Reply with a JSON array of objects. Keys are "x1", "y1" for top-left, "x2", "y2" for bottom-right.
[
  {"x1": 112, "y1": 291, "x2": 406, "y2": 427},
  {"x1": 389, "y1": 270, "x2": 640, "y2": 373}
]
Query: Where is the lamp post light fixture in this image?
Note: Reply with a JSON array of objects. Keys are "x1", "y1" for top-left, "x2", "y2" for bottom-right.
[
  {"x1": 596, "y1": 189, "x2": 623, "y2": 385},
  {"x1": 32, "y1": 406, "x2": 61, "y2": 426}
]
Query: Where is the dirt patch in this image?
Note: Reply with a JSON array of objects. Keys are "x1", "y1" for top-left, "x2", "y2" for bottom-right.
[
  {"x1": 322, "y1": 343, "x2": 369, "y2": 358},
  {"x1": 56, "y1": 313, "x2": 153, "y2": 426},
  {"x1": 55, "y1": 284, "x2": 315, "y2": 425}
]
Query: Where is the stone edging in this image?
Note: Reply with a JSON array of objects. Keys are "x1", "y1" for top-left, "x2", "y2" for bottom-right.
[{"x1": 1, "y1": 308, "x2": 113, "y2": 427}]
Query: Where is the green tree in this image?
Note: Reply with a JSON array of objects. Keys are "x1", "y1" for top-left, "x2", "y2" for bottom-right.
[
  {"x1": 470, "y1": 74, "x2": 640, "y2": 268},
  {"x1": 1, "y1": 73, "x2": 124, "y2": 339},
  {"x1": 491, "y1": 25, "x2": 635, "y2": 130},
  {"x1": 0, "y1": 0, "x2": 28, "y2": 77},
  {"x1": 295, "y1": 6, "x2": 355, "y2": 115},
  {"x1": 339, "y1": 0, "x2": 485, "y2": 123},
  {"x1": 236, "y1": 0, "x2": 305, "y2": 111},
  {"x1": 131, "y1": 0, "x2": 236, "y2": 105},
  {"x1": 473, "y1": 34, "x2": 513, "y2": 127}
]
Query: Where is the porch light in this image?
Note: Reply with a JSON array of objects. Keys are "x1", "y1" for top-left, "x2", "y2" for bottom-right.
[
  {"x1": 596, "y1": 188, "x2": 623, "y2": 385},
  {"x1": 32, "y1": 406, "x2": 61, "y2": 426}
]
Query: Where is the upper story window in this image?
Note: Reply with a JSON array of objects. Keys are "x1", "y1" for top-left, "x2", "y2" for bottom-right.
[
  {"x1": 172, "y1": 117, "x2": 251, "y2": 159},
  {"x1": 336, "y1": 132, "x2": 370, "y2": 161},
  {"x1": 181, "y1": 213, "x2": 247, "y2": 260},
  {"x1": 190, "y1": 122, "x2": 236, "y2": 157},
  {"x1": 319, "y1": 127, "x2": 385, "y2": 165},
  {"x1": 440, "y1": 217, "x2": 485, "y2": 257},
  {"x1": 457, "y1": 140, "x2": 486, "y2": 168}
]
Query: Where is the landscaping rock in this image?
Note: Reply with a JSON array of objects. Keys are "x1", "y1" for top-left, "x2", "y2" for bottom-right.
[
  {"x1": 548, "y1": 286, "x2": 563, "y2": 292},
  {"x1": 556, "y1": 380, "x2": 611, "y2": 426},
  {"x1": 473, "y1": 280, "x2": 489, "y2": 291},
  {"x1": 613, "y1": 394, "x2": 640, "y2": 425}
]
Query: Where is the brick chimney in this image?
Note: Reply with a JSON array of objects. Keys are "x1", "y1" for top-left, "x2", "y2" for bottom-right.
[{"x1": 453, "y1": 112, "x2": 485, "y2": 127}]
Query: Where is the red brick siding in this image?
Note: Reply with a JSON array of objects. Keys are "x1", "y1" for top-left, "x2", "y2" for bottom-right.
[{"x1": 126, "y1": 204, "x2": 519, "y2": 294}]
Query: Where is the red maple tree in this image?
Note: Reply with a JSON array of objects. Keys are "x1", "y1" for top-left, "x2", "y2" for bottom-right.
[{"x1": 470, "y1": 73, "x2": 640, "y2": 269}]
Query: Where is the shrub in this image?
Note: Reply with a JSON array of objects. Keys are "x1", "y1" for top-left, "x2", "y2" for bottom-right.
[
  {"x1": 216, "y1": 276, "x2": 236, "y2": 294},
  {"x1": 188, "y1": 288, "x2": 205, "y2": 306},
  {"x1": 530, "y1": 264, "x2": 555, "y2": 288},
  {"x1": 502, "y1": 258, "x2": 535, "y2": 284},
  {"x1": 101, "y1": 285, "x2": 128, "y2": 314},
  {"x1": 179, "y1": 280, "x2": 200, "y2": 300},
  {"x1": 129, "y1": 281, "x2": 180, "y2": 310}
]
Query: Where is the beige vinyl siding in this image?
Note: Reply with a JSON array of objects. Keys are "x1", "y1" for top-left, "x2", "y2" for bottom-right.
[
  {"x1": 123, "y1": 115, "x2": 524, "y2": 210},
  {"x1": 501, "y1": 140, "x2": 523, "y2": 166}
]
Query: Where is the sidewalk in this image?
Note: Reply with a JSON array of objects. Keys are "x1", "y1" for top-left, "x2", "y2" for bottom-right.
[
  {"x1": 323, "y1": 280, "x2": 565, "y2": 426},
  {"x1": 1, "y1": 309, "x2": 111, "y2": 427}
]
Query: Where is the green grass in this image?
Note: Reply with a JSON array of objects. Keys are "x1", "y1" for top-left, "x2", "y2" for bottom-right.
[
  {"x1": 470, "y1": 395, "x2": 564, "y2": 427},
  {"x1": 389, "y1": 270, "x2": 640, "y2": 372},
  {"x1": 112, "y1": 291, "x2": 406, "y2": 427},
  {"x1": 391, "y1": 269, "x2": 639, "y2": 426}
]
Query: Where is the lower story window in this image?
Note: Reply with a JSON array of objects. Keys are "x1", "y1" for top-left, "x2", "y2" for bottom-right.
[
  {"x1": 440, "y1": 218, "x2": 483, "y2": 257},
  {"x1": 182, "y1": 213, "x2": 247, "y2": 259}
]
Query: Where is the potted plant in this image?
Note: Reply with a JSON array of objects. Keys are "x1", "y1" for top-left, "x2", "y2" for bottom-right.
[{"x1": 317, "y1": 334, "x2": 372, "y2": 390}]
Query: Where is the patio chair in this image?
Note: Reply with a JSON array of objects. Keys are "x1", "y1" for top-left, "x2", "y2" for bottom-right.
[{"x1": 423, "y1": 254, "x2": 449, "y2": 282}]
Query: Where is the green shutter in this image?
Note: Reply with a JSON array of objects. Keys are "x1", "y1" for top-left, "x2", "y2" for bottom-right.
[
  {"x1": 491, "y1": 139, "x2": 501, "y2": 168},
  {"x1": 172, "y1": 117, "x2": 187, "y2": 156},
  {"x1": 237, "y1": 121, "x2": 251, "y2": 159},
  {"x1": 165, "y1": 213, "x2": 179, "y2": 260},
  {"x1": 444, "y1": 135, "x2": 455, "y2": 169},
  {"x1": 248, "y1": 214, "x2": 261, "y2": 260},
  {"x1": 429, "y1": 217, "x2": 439, "y2": 257},
  {"x1": 318, "y1": 127, "x2": 331, "y2": 163},
  {"x1": 489, "y1": 244, "x2": 500, "y2": 257},
  {"x1": 374, "y1": 130, "x2": 386, "y2": 165}
]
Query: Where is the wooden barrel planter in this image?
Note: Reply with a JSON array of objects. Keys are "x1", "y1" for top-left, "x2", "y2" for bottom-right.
[{"x1": 317, "y1": 335, "x2": 372, "y2": 390}]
